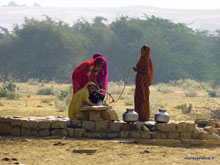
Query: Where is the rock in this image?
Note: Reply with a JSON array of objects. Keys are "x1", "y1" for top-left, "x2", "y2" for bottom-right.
[
  {"x1": 109, "y1": 122, "x2": 122, "y2": 132},
  {"x1": 67, "y1": 128, "x2": 74, "y2": 137},
  {"x1": 120, "y1": 130, "x2": 130, "y2": 138},
  {"x1": 51, "y1": 120, "x2": 67, "y2": 129},
  {"x1": 95, "y1": 120, "x2": 109, "y2": 131},
  {"x1": 51, "y1": 129, "x2": 68, "y2": 137},
  {"x1": 74, "y1": 128, "x2": 85, "y2": 138},
  {"x1": 181, "y1": 139, "x2": 206, "y2": 145},
  {"x1": 101, "y1": 110, "x2": 118, "y2": 121},
  {"x1": 29, "y1": 119, "x2": 39, "y2": 129},
  {"x1": 185, "y1": 122, "x2": 196, "y2": 132},
  {"x1": 69, "y1": 120, "x2": 82, "y2": 128},
  {"x1": 0, "y1": 123, "x2": 11, "y2": 135},
  {"x1": 38, "y1": 120, "x2": 51, "y2": 129},
  {"x1": 151, "y1": 132, "x2": 167, "y2": 139},
  {"x1": 21, "y1": 128, "x2": 30, "y2": 136},
  {"x1": 82, "y1": 121, "x2": 95, "y2": 130},
  {"x1": 21, "y1": 119, "x2": 30, "y2": 128},
  {"x1": 176, "y1": 123, "x2": 186, "y2": 132},
  {"x1": 102, "y1": 133, "x2": 119, "y2": 139},
  {"x1": 167, "y1": 133, "x2": 180, "y2": 139},
  {"x1": 204, "y1": 126, "x2": 214, "y2": 134},
  {"x1": 155, "y1": 123, "x2": 176, "y2": 132},
  {"x1": 89, "y1": 112, "x2": 102, "y2": 121},
  {"x1": 30, "y1": 130, "x2": 38, "y2": 136},
  {"x1": 11, "y1": 118, "x2": 22, "y2": 127},
  {"x1": 131, "y1": 131, "x2": 141, "y2": 139},
  {"x1": 83, "y1": 133, "x2": 102, "y2": 139},
  {"x1": 207, "y1": 133, "x2": 220, "y2": 140},
  {"x1": 39, "y1": 129, "x2": 50, "y2": 137},
  {"x1": 11, "y1": 127, "x2": 21, "y2": 136},
  {"x1": 141, "y1": 132, "x2": 151, "y2": 139},
  {"x1": 142, "y1": 125, "x2": 150, "y2": 132},
  {"x1": 180, "y1": 133, "x2": 192, "y2": 139}
]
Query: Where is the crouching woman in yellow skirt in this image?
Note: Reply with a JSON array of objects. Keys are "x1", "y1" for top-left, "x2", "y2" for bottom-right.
[{"x1": 68, "y1": 82, "x2": 97, "y2": 120}]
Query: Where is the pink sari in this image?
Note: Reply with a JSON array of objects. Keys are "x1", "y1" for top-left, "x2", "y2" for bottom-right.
[
  {"x1": 92, "y1": 53, "x2": 108, "y2": 92},
  {"x1": 72, "y1": 57, "x2": 104, "y2": 95}
]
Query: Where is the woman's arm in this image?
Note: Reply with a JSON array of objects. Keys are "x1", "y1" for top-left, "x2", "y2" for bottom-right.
[{"x1": 133, "y1": 66, "x2": 149, "y2": 74}]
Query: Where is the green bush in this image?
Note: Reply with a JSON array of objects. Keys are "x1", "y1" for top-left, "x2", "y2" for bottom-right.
[
  {"x1": 0, "y1": 82, "x2": 19, "y2": 99},
  {"x1": 37, "y1": 87, "x2": 55, "y2": 95},
  {"x1": 176, "y1": 103, "x2": 192, "y2": 114}
]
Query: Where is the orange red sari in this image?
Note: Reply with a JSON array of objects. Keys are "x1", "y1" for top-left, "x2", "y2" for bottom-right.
[{"x1": 134, "y1": 45, "x2": 154, "y2": 121}]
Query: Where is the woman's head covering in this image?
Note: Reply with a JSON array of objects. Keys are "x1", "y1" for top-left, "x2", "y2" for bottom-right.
[
  {"x1": 93, "y1": 53, "x2": 103, "y2": 59},
  {"x1": 94, "y1": 56, "x2": 104, "y2": 65}
]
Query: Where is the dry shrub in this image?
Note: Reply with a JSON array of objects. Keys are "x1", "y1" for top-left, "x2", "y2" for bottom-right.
[
  {"x1": 169, "y1": 79, "x2": 208, "y2": 90},
  {"x1": 37, "y1": 86, "x2": 58, "y2": 95},
  {"x1": 157, "y1": 83, "x2": 174, "y2": 94},
  {"x1": 185, "y1": 90, "x2": 198, "y2": 97},
  {"x1": 27, "y1": 78, "x2": 39, "y2": 85}
]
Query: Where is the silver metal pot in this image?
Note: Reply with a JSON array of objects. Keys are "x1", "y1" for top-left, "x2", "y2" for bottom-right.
[
  {"x1": 154, "y1": 109, "x2": 170, "y2": 123},
  {"x1": 123, "y1": 109, "x2": 139, "y2": 123}
]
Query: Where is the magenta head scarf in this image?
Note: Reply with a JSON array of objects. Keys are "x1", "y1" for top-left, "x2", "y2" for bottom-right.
[{"x1": 92, "y1": 53, "x2": 108, "y2": 91}]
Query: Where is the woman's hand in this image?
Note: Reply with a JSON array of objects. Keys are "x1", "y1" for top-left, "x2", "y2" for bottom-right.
[{"x1": 133, "y1": 67, "x2": 137, "y2": 72}]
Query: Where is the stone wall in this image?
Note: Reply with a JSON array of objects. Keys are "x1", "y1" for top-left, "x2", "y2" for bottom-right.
[{"x1": 1, "y1": 116, "x2": 220, "y2": 146}]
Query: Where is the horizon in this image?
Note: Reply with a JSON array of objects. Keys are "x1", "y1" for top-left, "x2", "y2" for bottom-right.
[{"x1": 0, "y1": 0, "x2": 220, "y2": 10}]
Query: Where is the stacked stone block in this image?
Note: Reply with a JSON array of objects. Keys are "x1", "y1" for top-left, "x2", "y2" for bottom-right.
[{"x1": 1, "y1": 116, "x2": 220, "y2": 146}]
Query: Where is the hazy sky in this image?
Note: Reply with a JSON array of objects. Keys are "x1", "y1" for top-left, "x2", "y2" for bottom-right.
[{"x1": 0, "y1": 0, "x2": 220, "y2": 9}]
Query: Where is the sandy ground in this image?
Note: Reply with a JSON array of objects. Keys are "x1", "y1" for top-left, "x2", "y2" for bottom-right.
[
  {"x1": 1, "y1": 82, "x2": 220, "y2": 165},
  {"x1": 0, "y1": 137, "x2": 220, "y2": 165}
]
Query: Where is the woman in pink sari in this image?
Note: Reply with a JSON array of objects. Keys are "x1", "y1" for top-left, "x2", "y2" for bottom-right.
[
  {"x1": 72, "y1": 56, "x2": 104, "y2": 95},
  {"x1": 92, "y1": 53, "x2": 108, "y2": 92}
]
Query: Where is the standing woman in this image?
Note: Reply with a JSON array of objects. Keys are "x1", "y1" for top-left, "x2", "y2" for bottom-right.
[
  {"x1": 133, "y1": 45, "x2": 154, "y2": 121},
  {"x1": 92, "y1": 53, "x2": 108, "y2": 92},
  {"x1": 72, "y1": 57, "x2": 104, "y2": 95}
]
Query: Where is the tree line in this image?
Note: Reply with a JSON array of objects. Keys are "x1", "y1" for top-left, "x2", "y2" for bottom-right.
[{"x1": 0, "y1": 15, "x2": 220, "y2": 85}]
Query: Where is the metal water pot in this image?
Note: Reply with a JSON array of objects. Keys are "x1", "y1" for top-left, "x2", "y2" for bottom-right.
[
  {"x1": 154, "y1": 109, "x2": 170, "y2": 123},
  {"x1": 123, "y1": 109, "x2": 139, "y2": 123}
]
